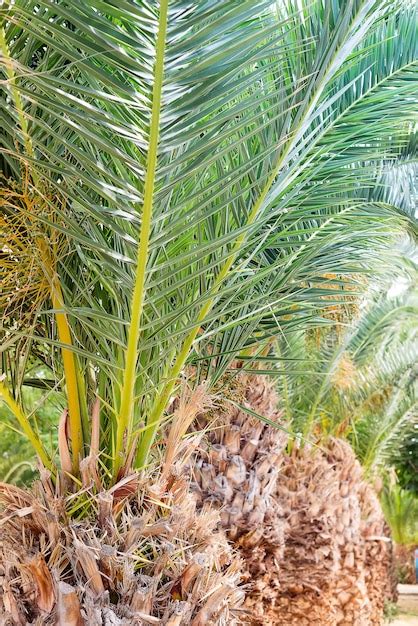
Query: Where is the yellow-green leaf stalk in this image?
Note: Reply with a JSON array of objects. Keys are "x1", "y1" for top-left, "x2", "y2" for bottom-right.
[
  {"x1": 0, "y1": 27, "x2": 83, "y2": 474},
  {"x1": 136, "y1": 164, "x2": 281, "y2": 467},
  {"x1": 50, "y1": 275, "x2": 84, "y2": 473},
  {"x1": 1, "y1": 25, "x2": 84, "y2": 474},
  {"x1": 113, "y1": 0, "x2": 169, "y2": 480},
  {"x1": 0, "y1": 381, "x2": 54, "y2": 473}
]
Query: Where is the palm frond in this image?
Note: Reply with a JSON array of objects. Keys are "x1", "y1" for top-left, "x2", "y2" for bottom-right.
[{"x1": 381, "y1": 483, "x2": 418, "y2": 545}]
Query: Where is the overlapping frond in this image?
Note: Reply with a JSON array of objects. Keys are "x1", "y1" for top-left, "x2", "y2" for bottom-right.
[
  {"x1": 274, "y1": 247, "x2": 417, "y2": 477},
  {"x1": 0, "y1": 0, "x2": 417, "y2": 472}
]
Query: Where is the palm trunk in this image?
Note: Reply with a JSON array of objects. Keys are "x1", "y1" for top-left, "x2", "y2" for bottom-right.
[
  {"x1": 0, "y1": 468, "x2": 243, "y2": 625},
  {"x1": 192, "y1": 373, "x2": 395, "y2": 625},
  {"x1": 190, "y1": 372, "x2": 288, "y2": 621},
  {"x1": 362, "y1": 486, "x2": 398, "y2": 622},
  {"x1": 393, "y1": 544, "x2": 416, "y2": 585}
]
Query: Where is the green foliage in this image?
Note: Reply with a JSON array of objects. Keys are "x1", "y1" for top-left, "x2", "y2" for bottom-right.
[
  {"x1": 0, "y1": 423, "x2": 36, "y2": 485},
  {"x1": 0, "y1": 1, "x2": 417, "y2": 485},
  {"x1": 0, "y1": 385, "x2": 59, "y2": 484},
  {"x1": 383, "y1": 600, "x2": 399, "y2": 623},
  {"x1": 391, "y1": 423, "x2": 418, "y2": 495},
  {"x1": 274, "y1": 245, "x2": 417, "y2": 474},
  {"x1": 381, "y1": 483, "x2": 418, "y2": 546}
]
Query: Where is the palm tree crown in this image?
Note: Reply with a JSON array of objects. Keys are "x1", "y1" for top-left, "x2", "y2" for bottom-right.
[{"x1": 0, "y1": 0, "x2": 417, "y2": 481}]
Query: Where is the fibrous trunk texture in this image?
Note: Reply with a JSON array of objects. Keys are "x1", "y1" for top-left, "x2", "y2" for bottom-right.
[
  {"x1": 394, "y1": 543, "x2": 417, "y2": 584},
  {"x1": 192, "y1": 373, "x2": 395, "y2": 625},
  {"x1": 272, "y1": 439, "x2": 369, "y2": 626},
  {"x1": 1, "y1": 372, "x2": 396, "y2": 625},
  {"x1": 362, "y1": 485, "x2": 398, "y2": 621},
  {"x1": 190, "y1": 373, "x2": 288, "y2": 622},
  {"x1": 273, "y1": 440, "x2": 395, "y2": 626},
  {"x1": 0, "y1": 468, "x2": 243, "y2": 625}
]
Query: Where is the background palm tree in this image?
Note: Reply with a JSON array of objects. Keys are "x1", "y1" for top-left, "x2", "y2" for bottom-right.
[
  {"x1": 381, "y1": 483, "x2": 418, "y2": 546},
  {"x1": 274, "y1": 242, "x2": 417, "y2": 456},
  {"x1": 192, "y1": 248, "x2": 417, "y2": 624},
  {"x1": 381, "y1": 482, "x2": 418, "y2": 585}
]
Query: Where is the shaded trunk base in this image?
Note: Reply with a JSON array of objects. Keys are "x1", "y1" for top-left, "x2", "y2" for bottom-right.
[
  {"x1": 394, "y1": 544, "x2": 417, "y2": 585},
  {"x1": 248, "y1": 443, "x2": 395, "y2": 626}
]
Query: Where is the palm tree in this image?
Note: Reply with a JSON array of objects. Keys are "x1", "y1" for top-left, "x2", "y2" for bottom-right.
[
  {"x1": 392, "y1": 421, "x2": 418, "y2": 493},
  {"x1": 265, "y1": 257, "x2": 417, "y2": 622},
  {"x1": 192, "y1": 276, "x2": 417, "y2": 623},
  {"x1": 274, "y1": 244, "x2": 417, "y2": 453},
  {"x1": 0, "y1": 0, "x2": 417, "y2": 622},
  {"x1": 381, "y1": 483, "x2": 418, "y2": 584},
  {"x1": 381, "y1": 483, "x2": 418, "y2": 546}
]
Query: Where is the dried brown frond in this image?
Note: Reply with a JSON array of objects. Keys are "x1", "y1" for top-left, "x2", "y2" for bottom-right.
[
  {"x1": 20, "y1": 554, "x2": 55, "y2": 613},
  {"x1": 58, "y1": 409, "x2": 73, "y2": 480},
  {"x1": 161, "y1": 382, "x2": 211, "y2": 484}
]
